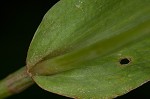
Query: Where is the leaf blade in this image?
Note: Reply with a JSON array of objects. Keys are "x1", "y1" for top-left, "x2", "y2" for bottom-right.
[
  {"x1": 33, "y1": 35, "x2": 150, "y2": 98},
  {"x1": 26, "y1": 0, "x2": 150, "y2": 69},
  {"x1": 26, "y1": 0, "x2": 150, "y2": 98}
]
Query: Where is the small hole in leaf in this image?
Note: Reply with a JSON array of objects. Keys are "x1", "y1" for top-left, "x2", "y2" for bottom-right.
[{"x1": 120, "y1": 58, "x2": 130, "y2": 65}]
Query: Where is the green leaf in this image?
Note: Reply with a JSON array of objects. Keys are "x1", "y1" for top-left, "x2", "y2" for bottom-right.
[
  {"x1": 33, "y1": 36, "x2": 150, "y2": 98},
  {"x1": 26, "y1": 0, "x2": 150, "y2": 98}
]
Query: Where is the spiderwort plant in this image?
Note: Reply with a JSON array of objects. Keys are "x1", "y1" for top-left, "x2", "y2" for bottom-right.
[{"x1": 0, "y1": 0, "x2": 150, "y2": 98}]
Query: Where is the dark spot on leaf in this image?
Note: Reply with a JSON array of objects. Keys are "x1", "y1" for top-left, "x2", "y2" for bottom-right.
[{"x1": 120, "y1": 58, "x2": 130, "y2": 65}]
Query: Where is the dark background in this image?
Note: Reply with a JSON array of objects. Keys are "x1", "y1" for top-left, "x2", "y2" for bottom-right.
[{"x1": 0, "y1": 0, "x2": 149, "y2": 99}]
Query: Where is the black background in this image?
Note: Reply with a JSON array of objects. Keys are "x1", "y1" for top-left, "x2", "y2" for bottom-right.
[{"x1": 0, "y1": 0, "x2": 149, "y2": 99}]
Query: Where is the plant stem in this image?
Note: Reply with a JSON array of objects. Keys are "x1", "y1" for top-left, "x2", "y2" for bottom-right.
[{"x1": 0, "y1": 67, "x2": 34, "y2": 99}]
